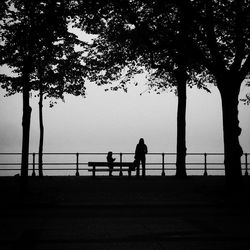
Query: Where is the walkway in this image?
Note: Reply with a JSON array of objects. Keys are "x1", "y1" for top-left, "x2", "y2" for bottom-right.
[{"x1": 0, "y1": 176, "x2": 249, "y2": 249}]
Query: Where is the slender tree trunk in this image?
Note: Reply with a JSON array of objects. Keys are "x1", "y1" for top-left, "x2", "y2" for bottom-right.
[
  {"x1": 175, "y1": 69, "x2": 187, "y2": 178},
  {"x1": 174, "y1": 6, "x2": 189, "y2": 178},
  {"x1": 217, "y1": 74, "x2": 243, "y2": 187},
  {"x1": 38, "y1": 82, "x2": 44, "y2": 178},
  {"x1": 21, "y1": 68, "x2": 32, "y2": 193}
]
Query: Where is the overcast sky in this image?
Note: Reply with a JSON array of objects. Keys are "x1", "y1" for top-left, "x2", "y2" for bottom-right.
[
  {"x1": 1, "y1": 26, "x2": 249, "y2": 156},
  {"x1": 0, "y1": 78, "x2": 249, "y2": 155}
]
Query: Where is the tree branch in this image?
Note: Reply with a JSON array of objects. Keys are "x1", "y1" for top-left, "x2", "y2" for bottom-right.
[
  {"x1": 203, "y1": 0, "x2": 226, "y2": 73},
  {"x1": 230, "y1": 0, "x2": 245, "y2": 72},
  {"x1": 239, "y1": 54, "x2": 250, "y2": 82}
]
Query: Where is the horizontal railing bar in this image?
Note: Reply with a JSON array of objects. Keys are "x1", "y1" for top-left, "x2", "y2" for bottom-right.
[
  {"x1": 39, "y1": 163, "x2": 77, "y2": 165},
  {"x1": 0, "y1": 168, "x2": 239, "y2": 170},
  {"x1": 0, "y1": 153, "x2": 22, "y2": 155},
  {"x1": 0, "y1": 163, "x2": 248, "y2": 166},
  {"x1": 29, "y1": 168, "x2": 86, "y2": 171},
  {"x1": 1, "y1": 152, "x2": 249, "y2": 177},
  {"x1": 0, "y1": 161, "x2": 245, "y2": 165},
  {"x1": 4, "y1": 152, "x2": 233, "y2": 155},
  {"x1": 25, "y1": 163, "x2": 250, "y2": 165},
  {"x1": 0, "y1": 168, "x2": 239, "y2": 171},
  {"x1": 186, "y1": 153, "x2": 225, "y2": 156},
  {"x1": 0, "y1": 163, "x2": 21, "y2": 165},
  {"x1": 1, "y1": 152, "x2": 248, "y2": 155},
  {"x1": 0, "y1": 152, "x2": 246, "y2": 157},
  {"x1": 0, "y1": 169, "x2": 20, "y2": 171},
  {"x1": 0, "y1": 163, "x2": 248, "y2": 165}
]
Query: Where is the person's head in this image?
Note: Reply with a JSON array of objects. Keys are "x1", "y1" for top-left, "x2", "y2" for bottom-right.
[
  {"x1": 107, "y1": 151, "x2": 112, "y2": 157},
  {"x1": 139, "y1": 138, "x2": 144, "y2": 144}
]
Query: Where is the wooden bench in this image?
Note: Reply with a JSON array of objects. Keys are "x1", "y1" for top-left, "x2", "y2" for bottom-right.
[{"x1": 88, "y1": 162, "x2": 135, "y2": 177}]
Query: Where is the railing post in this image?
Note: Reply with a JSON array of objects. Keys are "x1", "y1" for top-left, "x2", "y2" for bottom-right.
[
  {"x1": 119, "y1": 153, "x2": 123, "y2": 176},
  {"x1": 203, "y1": 153, "x2": 208, "y2": 176},
  {"x1": 161, "y1": 153, "x2": 165, "y2": 176},
  {"x1": 245, "y1": 153, "x2": 248, "y2": 177},
  {"x1": 76, "y1": 152, "x2": 79, "y2": 176},
  {"x1": 32, "y1": 153, "x2": 36, "y2": 177}
]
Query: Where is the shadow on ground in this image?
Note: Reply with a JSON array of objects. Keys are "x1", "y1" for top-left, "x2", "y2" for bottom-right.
[{"x1": 0, "y1": 176, "x2": 249, "y2": 249}]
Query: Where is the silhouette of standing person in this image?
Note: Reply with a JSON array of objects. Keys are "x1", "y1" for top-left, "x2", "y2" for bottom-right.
[
  {"x1": 107, "y1": 151, "x2": 116, "y2": 176},
  {"x1": 135, "y1": 138, "x2": 148, "y2": 177}
]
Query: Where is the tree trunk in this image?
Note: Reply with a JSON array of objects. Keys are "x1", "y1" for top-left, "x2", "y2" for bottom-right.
[
  {"x1": 175, "y1": 69, "x2": 187, "y2": 178},
  {"x1": 217, "y1": 74, "x2": 243, "y2": 187},
  {"x1": 21, "y1": 69, "x2": 32, "y2": 193},
  {"x1": 38, "y1": 83, "x2": 44, "y2": 178}
]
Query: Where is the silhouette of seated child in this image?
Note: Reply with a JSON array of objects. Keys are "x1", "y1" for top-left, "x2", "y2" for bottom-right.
[{"x1": 107, "y1": 151, "x2": 116, "y2": 176}]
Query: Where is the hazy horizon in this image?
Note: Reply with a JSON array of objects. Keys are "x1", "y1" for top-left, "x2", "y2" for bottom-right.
[
  {"x1": 1, "y1": 79, "x2": 249, "y2": 154},
  {"x1": 1, "y1": 77, "x2": 250, "y2": 176}
]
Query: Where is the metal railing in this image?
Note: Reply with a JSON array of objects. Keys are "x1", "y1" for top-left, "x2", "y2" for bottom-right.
[{"x1": 0, "y1": 152, "x2": 249, "y2": 177}]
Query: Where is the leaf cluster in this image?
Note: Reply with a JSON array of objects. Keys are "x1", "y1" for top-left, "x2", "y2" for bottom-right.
[
  {"x1": 0, "y1": 0, "x2": 87, "y2": 101},
  {"x1": 75, "y1": 0, "x2": 215, "y2": 93},
  {"x1": 75, "y1": 0, "x2": 250, "y2": 96}
]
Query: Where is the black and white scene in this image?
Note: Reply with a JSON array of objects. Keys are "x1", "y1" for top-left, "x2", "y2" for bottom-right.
[{"x1": 0, "y1": 0, "x2": 250, "y2": 249}]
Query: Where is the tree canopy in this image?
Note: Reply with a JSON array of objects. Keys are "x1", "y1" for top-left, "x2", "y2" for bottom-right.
[
  {"x1": 0, "y1": 0, "x2": 87, "y2": 189},
  {"x1": 0, "y1": 0, "x2": 86, "y2": 99}
]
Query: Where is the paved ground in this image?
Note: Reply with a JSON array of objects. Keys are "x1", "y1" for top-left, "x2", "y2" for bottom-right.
[{"x1": 0, "y1": 176, "x2": 250, "y2": 249}]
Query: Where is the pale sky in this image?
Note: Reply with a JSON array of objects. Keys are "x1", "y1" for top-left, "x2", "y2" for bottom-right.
[
  {"x1": 1, "y1": 26, "x2": 249, "y2": 156},
  {"x1": 1, "y1": 20, "x2": 249, "y2": 176},
  {"x1": 0, "y1": 78, "x2": 249, "y2": 155}
]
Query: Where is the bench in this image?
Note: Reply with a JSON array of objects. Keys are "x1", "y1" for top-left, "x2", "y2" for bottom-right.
[{"x1": 88, "y1": 162, "x2": 135, "y2": 177}]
